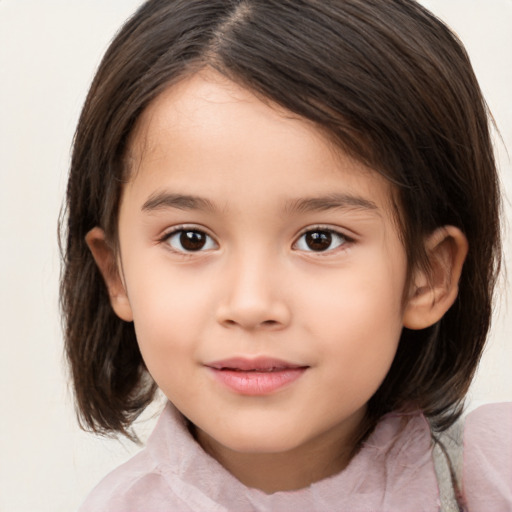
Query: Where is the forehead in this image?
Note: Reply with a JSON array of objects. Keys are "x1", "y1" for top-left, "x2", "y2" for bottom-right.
[
  {"x1": 129, "y1": 70, "x2": 334, "y2": 169},
  {"x1": 124, "y1": 69, "x2": 396, "y2": 215}
]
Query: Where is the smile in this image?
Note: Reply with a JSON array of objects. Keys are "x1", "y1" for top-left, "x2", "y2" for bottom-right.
[{"x1": 205, "y1": 357, "x2": 309, "y2": 395}]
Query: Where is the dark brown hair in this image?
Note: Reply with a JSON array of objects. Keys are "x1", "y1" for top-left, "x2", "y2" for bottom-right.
[{"x1": 61, "y1": 0, "x2": 501, "y2": 439}]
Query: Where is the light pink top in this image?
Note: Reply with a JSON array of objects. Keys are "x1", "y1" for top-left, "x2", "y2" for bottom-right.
[{"x1": 80, "y1": 402, "x2": 512, "y2": 511}]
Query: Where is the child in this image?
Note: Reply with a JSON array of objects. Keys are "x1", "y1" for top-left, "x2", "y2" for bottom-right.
[{"x1": 61, "y1": 0, "x2": 511, "y2": 510}]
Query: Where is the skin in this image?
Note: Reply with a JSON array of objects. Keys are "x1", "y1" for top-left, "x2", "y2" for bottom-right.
[{"x1": 87, "y1": 69, "x2": 468, "y2": 493}]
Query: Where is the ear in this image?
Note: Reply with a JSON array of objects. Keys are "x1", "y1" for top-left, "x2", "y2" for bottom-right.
[
  {"x1": 85, "y1": 227, "x2": 133, "y2": 322},
  {"x1": 403, "y1": 226, "x2": 468, "y2": 330}
]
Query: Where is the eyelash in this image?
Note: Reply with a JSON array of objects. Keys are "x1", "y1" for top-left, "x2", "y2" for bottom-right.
[
  {"x1": 159, "y1": 225, "x2": 218, "y2": 254},
  {"x1": 293, "y1": 226, "x2": 353, "y2": 254},
  {"x1": 158, "y1": 225, "x2": 353, "y2": 255}
]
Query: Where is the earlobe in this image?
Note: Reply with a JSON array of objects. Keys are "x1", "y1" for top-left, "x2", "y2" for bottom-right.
[
  {"x1": 85, "y1": 227, "x2": 134, "y2": 322},
  {"x1": 403, "y1": 226, "x2": 468, "y2": 330}
]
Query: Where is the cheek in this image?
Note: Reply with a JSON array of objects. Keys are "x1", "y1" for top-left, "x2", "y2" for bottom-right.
[
  {"x1": 302, "y1": 265, "x2": 404, "y2": 381},
  {"x1": 128, "y1": 282, "x2": 202, "y2": 399},
  {"x1": 315, "y1": 312, "x2": 401, "y2": 409},
  {"x1": 303, "y1": 266, "x2": 405, "y2": 335},
  {"x1": 125, "y1": 265, "x2": 212, "y2": 362}
]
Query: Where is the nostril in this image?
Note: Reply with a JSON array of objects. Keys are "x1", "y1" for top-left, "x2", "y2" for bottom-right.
[
  {"x1": 221, "y1": 318, "x2": 280, "y2": 329},
  {"x1": 216, "y1": 301, "x2": 291, "y2": 330}
]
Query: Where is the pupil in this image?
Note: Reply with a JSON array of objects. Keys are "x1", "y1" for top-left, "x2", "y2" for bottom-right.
[
  {"x1": 180, "y1": 231, "x2": 206, "y2": 251},
  {"x1": 306, "y1": 231, "x2": 332, "y2": 251}
]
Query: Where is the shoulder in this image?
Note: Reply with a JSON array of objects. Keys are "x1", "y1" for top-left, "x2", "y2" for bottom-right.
[
  {"x1": 463, "y1": 402, "x2": 512, "y2": 511},
  {"x1": 78, "y1": 448, "x2": 192, "y2": 512}
]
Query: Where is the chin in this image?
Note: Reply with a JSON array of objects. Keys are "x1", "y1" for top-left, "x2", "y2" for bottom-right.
[{"x1": 208, "y1": 426, "x2": 308, "y2": 455}]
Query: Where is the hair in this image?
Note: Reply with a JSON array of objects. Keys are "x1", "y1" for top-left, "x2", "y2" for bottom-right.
[{"x1": 61, "y1": 0, "x2": 501, "y2": 440}]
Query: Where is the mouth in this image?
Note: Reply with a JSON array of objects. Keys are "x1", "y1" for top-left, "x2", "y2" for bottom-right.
[
  {"x1": 206, "y1": 356, "x2": 307, "y2": 371},
  {"x1": 205, "y1": 357, "x2": 309, "y2": 395}
]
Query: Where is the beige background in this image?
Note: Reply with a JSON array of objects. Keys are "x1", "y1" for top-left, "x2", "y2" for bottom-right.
[{"x1": 0, "y1": 1, "x2": 510, "y2": 510}]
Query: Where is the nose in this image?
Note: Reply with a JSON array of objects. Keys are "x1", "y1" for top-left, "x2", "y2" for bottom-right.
[{"x1": 215, "y1": 253, "x2": 291, "y2": 331}]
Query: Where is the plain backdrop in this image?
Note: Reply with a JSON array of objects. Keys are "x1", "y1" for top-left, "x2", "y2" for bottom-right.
[{"x1": 0, "y1": 1, "x2": 511, "y2": 511}]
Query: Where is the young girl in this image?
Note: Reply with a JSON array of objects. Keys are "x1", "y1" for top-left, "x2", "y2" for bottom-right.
[{"x1": 61, "y1": 0, "x2": 511, "y2": 510}]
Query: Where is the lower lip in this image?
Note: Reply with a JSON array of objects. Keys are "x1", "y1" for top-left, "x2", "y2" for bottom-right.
[{"x1": 208, "y1": 367, "x2": 307, "y2": 395}]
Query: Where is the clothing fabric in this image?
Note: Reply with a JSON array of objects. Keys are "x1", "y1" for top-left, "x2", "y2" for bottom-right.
[
  {"x1": 79, "y1": 402, "x2": 512, "y2": 512},
  {"x1": 432, "y1": 420, "x2": 465, "y2": 511}
]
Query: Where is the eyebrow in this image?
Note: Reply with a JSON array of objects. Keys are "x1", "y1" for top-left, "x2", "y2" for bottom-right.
[
  {"x1": 141, "y1": 191, "x2": 379, "y2": 215},
  {"x1": 284, "y1": 193, "x2": 379, "y2": 214},
  {"x1": 141, "y1": 192, "x2": 217, "y2": 213}
]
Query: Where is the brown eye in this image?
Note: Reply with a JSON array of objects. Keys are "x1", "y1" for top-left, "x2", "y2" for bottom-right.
[
  {"x1": 305, "y1": 231, "x2": 332, "y2": 251},
  {"x1": 166, "y1": 229, "x2": 216, "y2": 252},
  {"x1": 180, "y1": 231, "x2": 206, "y2": 251},
  {"x1": 295, "y1": 229, "x2": 347, "y2": 252}
]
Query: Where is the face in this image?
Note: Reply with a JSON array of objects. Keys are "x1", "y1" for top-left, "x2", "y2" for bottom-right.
[{"x1": 111, "y1": 70, "x2": 411, "y2": 461}]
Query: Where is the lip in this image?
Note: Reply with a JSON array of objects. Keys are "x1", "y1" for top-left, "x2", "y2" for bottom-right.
[{"x1": 205, "y1": 357, "x2": 309, "y2": 396}]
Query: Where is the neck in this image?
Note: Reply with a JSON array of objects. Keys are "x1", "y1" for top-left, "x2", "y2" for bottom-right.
[{"x1": 195, "y1": 412, "x2": 366, "y2": 493}]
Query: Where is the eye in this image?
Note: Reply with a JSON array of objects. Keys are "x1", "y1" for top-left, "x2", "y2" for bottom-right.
[
  {"x1": 165, "y1": 229, "x2": 217, "y2": 253},
  {"x1": 294, "y1": 229, "x2": 348, "y2": 252}
]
